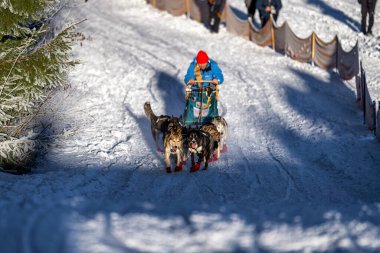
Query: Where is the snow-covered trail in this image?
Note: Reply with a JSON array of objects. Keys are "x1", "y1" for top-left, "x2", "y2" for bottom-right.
[{"x1": 1, "y1": 0, "x2": 380, "y2": 252}]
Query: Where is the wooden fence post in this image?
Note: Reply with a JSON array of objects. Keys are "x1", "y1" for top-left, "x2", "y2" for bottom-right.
[
  {"x1": 355, "y1": 75, "x2": 361, "y2": 104},
  {"x1": 361, "y1": 61, "x2": 366, "y2": 125},
  {"x1": 271, "y1": 16, "x2": 275, "y2": 50},
  {"x1": 373, "y1": 100, "x2": 377, "y2": 135},
  {"x1": 186, "y1": 0, "x2": 190, "y2": 18},
  {"x1": 311, "y1": 32, "x2": 315, "y2": 66},
  {"x1": 377, "y1": 101, "x2": 380, "y2": 141}
]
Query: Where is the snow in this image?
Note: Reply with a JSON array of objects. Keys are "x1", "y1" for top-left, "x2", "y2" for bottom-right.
[
  {"x1": 1, "y1": 0, "x2": 380, "y2": 252},
  {"x1": 229, "y1": 0, "x2": 380, "y2": 100}
]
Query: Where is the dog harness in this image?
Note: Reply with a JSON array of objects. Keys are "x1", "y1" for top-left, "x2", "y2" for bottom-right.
[
  {"x1": 188, "y1": 129, "x2": 212, "y2": 153},
  {"x1": 194, "y1": 62, "x2": 219, "y2": 100}
]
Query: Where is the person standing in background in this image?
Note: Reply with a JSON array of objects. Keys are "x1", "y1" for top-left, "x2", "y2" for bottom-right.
[
  {"x1": 359, "y1": 0, "x2": 377, "y2": 35},
  {"x1": 256, "y1": 0, "x2": 282, "y2": 28},
  {"x1": 245, "y1": 0, "x2": 258, "y2": 20},
  {"x1": 208, "y1": 0, "x2": 226, "y2": 33}
]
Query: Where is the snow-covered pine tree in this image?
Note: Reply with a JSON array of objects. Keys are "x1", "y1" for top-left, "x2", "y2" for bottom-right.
[{"x1": 0, "y1": 0, "x2": 78, "y2": 172}]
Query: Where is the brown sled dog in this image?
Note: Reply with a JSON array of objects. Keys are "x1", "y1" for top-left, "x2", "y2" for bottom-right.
[
  {"x1": 163, "y1": 122, "x2": 185, "y2": 173},
  {"x1": 144, "y1": 102, "x2": 181, "y2": 152},
  {"x1": 143, "y1": 102, "x2": 185, "y2": 173},
  {"x1": 200, "y1": 123, "x2": 221, "y2": 161},
  {"x1": 211, "y1": 116, "x2": 228, "y2": 153}
]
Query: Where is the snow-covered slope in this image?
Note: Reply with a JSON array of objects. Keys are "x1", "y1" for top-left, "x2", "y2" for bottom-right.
[
  {"x1": 0, "y1": 0, "x2": 380, "y2": 252},
  {"x1": 229, "y1": 0, "x2": 380, "y2": 99}
]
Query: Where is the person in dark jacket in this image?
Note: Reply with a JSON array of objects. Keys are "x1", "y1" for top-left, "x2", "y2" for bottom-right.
[
  {"x1": 208, "y1": 0, "x2": 226, "y2": 33},
  {"x1": 245, "y1": 0, "x2": 258, "y2": 20},
  {"x1": 359, "y1": 0, "x2": 377, "y2": 35},
  {"x1": 256, "y1": 0, "x2": 282, "y2": 28}
]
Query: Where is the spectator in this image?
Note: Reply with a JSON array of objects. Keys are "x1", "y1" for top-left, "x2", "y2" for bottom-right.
[
  {"x1": 359, "y1": 0, "x2": 377, "y2": 35},
  {"x1": 208, "y1": 0, "x2": 226, "y2": 33},
  {"x1": 256, "y1": 0, "x2": 282, "y2": 28},
  {"x1": 245, "y1": 0, "x2": 258, "y2": 20}
]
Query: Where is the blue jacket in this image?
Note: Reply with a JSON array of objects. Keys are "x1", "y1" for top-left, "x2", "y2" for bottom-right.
[
  {"x1": 257, "y1": 0, "x2": 282, "y2": 16},
  {"x1": 184, "y1": 58, "x2": 224, "y2": 87}
]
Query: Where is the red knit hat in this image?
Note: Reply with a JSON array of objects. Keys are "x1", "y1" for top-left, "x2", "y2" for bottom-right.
[{"x1": 196, "y1": 50, "x2": 209, "y2": 64}]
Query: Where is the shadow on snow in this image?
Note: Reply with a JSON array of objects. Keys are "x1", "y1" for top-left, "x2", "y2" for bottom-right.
[
  {"x1": 306, "y1": 0, "x2": 361, "y2": 32},
  {"x1": 2, "y1": 70, "x2": 380, "y2": 253}
]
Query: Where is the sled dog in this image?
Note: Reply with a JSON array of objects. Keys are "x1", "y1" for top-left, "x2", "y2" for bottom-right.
[
  {"x1": 211, "y1": 116, "x2": 228, "y2": 152},
  {"x1": 144, "y1": 101, "x2": 181, "y2": 152},
  {"x1": 187, "y1": 128, "x2": 214, "y2": 172},
  {"x1": 163, "y1": 121, "x2": 184, "y2": 173},
  {"x1": 200, "y1": 123, "x2": 221, "y2": 160}
]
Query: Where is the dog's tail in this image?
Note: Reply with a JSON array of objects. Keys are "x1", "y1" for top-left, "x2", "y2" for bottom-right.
[{"x1": 144, "y1": 101, "x2": 158, "y2": 123}]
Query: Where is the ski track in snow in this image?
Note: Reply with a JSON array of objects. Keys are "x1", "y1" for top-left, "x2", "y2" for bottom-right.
[{"x1": 1, "y1": 0, "x2": 380, "y2": 252}]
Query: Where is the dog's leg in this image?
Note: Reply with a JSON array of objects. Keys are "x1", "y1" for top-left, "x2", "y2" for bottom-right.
[
  {"x1": 174, "y1": 149, "x2": 182, "y2": 172},
  {"x1": 151, "y1": 127, "x2": 158, "y2": 149},
  {"x1": 153, "y1": 130, "x2": 163, "y2": 153},
  {"x1": 216, "y1": 142, "x2": 221, "y2": 160},
  {"x1": 203, "y1": 152, "x2": 210, "y2": 170},
  {"x1": 181, "y1": 147, "x2": 188, "y2": 166},
  {"x1": 212, "y1": 141, "x2": 220, "y2": 162},
  {"x1": 221, "y1": 138, "x2": 227, "y2": 153},
  {"x1": 164, "y1": 148, "x2": 171, "y2": 173},
  {"x1": 208, "y1": 142, "x2": 219, "y2": 163},
  {"x1": 204, "y1": 161, "x2": 209, "y2": 170},
  {"x1": 223, "y1": 125, "x2": 228, "y2": 152},
  {"x1": 190, "y1": 152, "x2": 201, "y2": 172},
  {"x1": 190, "y1": 152, "x2": 195, "y2": 167}
]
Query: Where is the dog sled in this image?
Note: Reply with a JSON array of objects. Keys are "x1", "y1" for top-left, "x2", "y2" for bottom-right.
[
  {"x1": 144, "y1": 80, "x2": 228, "y2": 173},
  {"x1": 181, "y1": 81, "x2": 219, "y2": 127}
]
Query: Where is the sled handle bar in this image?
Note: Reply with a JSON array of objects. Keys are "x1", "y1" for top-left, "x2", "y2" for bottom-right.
[
  {"x1": 186, "y1": 81, "x2": 219, "y2": 95},
  {"x1": 186, "y1": 80, "x2": 216, "y2": 85},
  {"x1": 186, "y1": 87, "x2": 218, "y2": 92},
  {"x1": 186, "y1": 88, "x2": 217, "y2": 92},
  {"x1": 186, "y1": 80, "x2": 218, "y2": 89}
]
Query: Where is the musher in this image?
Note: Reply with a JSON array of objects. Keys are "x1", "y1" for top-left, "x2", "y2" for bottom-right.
[{"x1": 183, "y1": 50, "x2": 224, "y2": 125}]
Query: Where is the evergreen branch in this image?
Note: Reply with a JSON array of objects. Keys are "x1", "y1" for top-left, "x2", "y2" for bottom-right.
[
  {"x1": 18, "y1": 19, "x2": 85, "y2": 58},
  {"x1": 0, "y1": 20, "x2": 83, "y2": 102},
  {"x1": 0, "y1": 19, "x2": 86, "y2": 65},
  {"x1": 11, "y1": 89, "x2": 54, "y2": 137},
  {"x1": 0, "y1": 41, "x2": 31, "y2": 97},
  {"x1": 47, "y1": 4, "x2": 66, "y2": 22}
]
